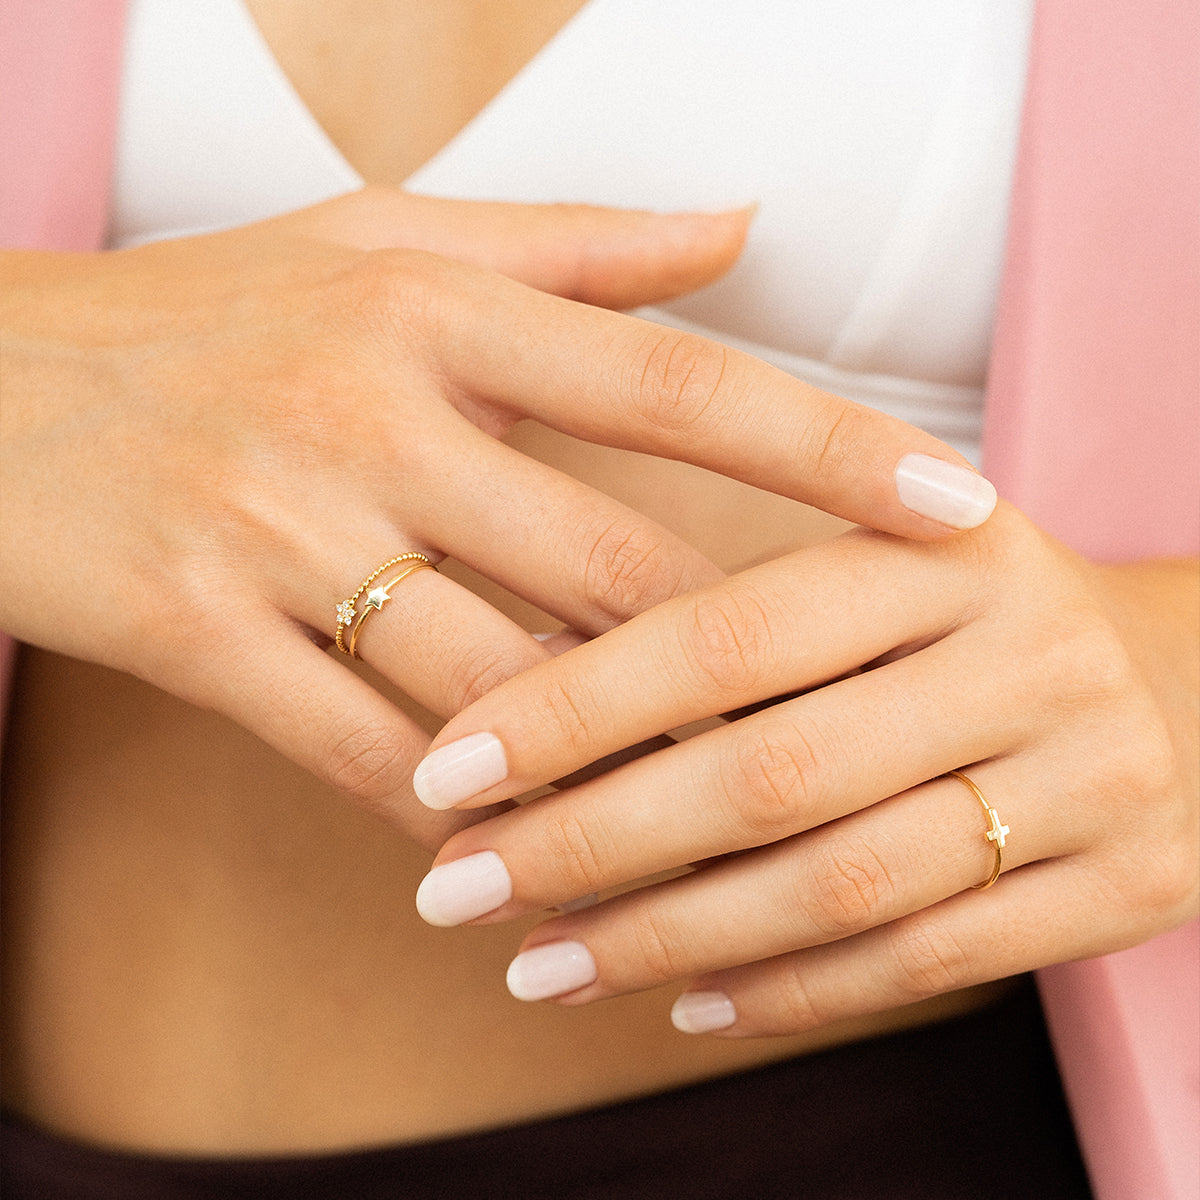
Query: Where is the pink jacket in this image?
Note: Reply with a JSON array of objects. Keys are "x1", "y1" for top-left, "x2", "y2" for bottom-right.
[{"x1": 2, "y1": 2, "x2": 1197, "y2": 1196}]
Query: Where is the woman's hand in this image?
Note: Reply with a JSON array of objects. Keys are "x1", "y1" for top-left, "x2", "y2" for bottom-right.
[
  {"x1": 411, "y1": 506, "x2": 1198, "y2": 1032},
  {"x1": 0, "y1": 188, "x2": 995, "y2": 847}
]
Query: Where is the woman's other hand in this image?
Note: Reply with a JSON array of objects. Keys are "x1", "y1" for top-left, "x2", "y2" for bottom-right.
[
  {"x1": 0, "y1": 189, "x2": 993, "y2": 846},
  {"x1": 413, "y1": 506, "x2": 1198, "y2": 1031}
]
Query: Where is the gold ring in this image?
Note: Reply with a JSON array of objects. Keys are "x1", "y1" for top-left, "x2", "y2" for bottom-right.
[
  {"x1": 943, "y1": 770, "x2": 1009, "y2": 890},
  {"x1": 335, "y1": 553, "x2": 435, "y2": 657},
  {"x1": 347, "y1": 560, "x2": 436, "y2": 658}
]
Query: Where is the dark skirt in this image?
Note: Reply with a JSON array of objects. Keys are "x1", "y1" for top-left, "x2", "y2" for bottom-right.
[{"x1": 1, "y1": 977, "x2": 1092, "y2": 1199}]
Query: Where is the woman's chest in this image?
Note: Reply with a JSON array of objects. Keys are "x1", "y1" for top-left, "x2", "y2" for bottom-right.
[{"x1": 241, "y1": 0, "x2": 588, "y2": 185}]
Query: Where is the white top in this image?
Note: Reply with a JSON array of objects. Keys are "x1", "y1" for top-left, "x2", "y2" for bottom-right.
[{"x1": 111, "y1": 0, "x2": 1034, "y2": 462}]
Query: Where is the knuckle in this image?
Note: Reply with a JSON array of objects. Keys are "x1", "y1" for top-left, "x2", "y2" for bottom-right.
[
  {"x1": 544, "y1": 808, "x2": 611, "y2": 892},
  {"x1": 1150, "y1": 838, "x2": 1200, "y2": 920},
  {"x1": 1135, "y1": 847, "x2": 1197, "y2": 922},
  {"x1": 325, "y1": 718, "x2": 409, "y2": 802},
  {"x1": 631, "y1": 329, "x2": 732, "y2": 435},
  {"x1": 1105, "y1": 710, "x2": 1178, "y2": 801},
  {"x1": 449, "y1": 644, "x2": 539, "y2": 712},
  {"x1": 888, "y1": 920, "x2": 972, "y2": 1000},
  {"x1": 626, "y1": 909, "x2": 692, "y2": 986},
  {"x1": 579, "y1": 518, "x2": 688, "y2": 625},
  {"x1": 336, "y1": 247, "x2": 447, "y2": 347},
  {"x1": 1105, "y1": 815, "x2": 1197, "y2": 924},
  {"x1": 721, "y1": 718, "x2": 819, "y2": 842},
  {"x1": 680, "y1": 582, "x2": 778, "y2": 699},
  {"x1": 800, "y1": 399, "x2": 860, "y2": 480},
  {"x1": 768, "y1": 960, "x2": 832, "y2": 1032},
  {"x1": 531, "y1": 677, "x2": 595, "y2": 755},
  {"x1": 803, "y1": 836, "x2": 897, "y2": 937},
  {"x1": 1047, "y1": 608, "x2": 1138, "y2": 708}
]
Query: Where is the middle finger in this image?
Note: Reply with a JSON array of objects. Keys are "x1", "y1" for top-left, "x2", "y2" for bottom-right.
[
  {"x1": 411, "y1": 526, "x2": 982, "y2": 814},
  {"x1": 414, "y1": 627, "x2": 1045, "y2": 926},
  {"x1": 501, "y1": 758, "x2": 1078, "y2": 1005}
]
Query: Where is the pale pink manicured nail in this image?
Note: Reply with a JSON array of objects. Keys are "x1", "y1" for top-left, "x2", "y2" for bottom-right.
[
  {"x1": 413, "y1": 732, "x2": 507, "y2": 809},
  {"x1": 895, "y1": 453, "x2": 997, "y2": 530},
  {"x1": 415, "y1": 851, "x2": 513, "y2": 927},
  {"x1": 670, "y1": 990, "x2": 737, "y2": 1034},
  {"x1": 506, "y1": 941, "x2": 597, "y2": 1001}
]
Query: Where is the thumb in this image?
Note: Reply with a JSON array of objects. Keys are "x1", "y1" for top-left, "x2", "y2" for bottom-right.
[{"x1": 276, "y1": 187, "x2": 753, "y2": 308}]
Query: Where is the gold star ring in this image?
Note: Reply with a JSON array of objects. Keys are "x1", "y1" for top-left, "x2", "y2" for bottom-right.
[{"x1": 335, "y1": 553, "x2": 436, "y2": 658}]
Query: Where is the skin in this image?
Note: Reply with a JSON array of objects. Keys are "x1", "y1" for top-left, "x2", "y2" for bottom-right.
[
  {"x1": 2, "y1": 0, "x2": 1195, "y2": 1157},
  {"x1": 420, "y1": 526, "x2": 1198, "y2": 1034}
]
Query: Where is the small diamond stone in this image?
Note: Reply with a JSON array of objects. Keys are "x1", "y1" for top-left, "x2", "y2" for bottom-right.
[{"x1": 336, "y1": 600, "x2": 356, "y2": 626}]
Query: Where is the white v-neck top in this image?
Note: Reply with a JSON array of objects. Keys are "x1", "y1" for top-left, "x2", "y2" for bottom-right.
[{"x1": 111, "y1": 0, "x2": 1034, "y2": 461}]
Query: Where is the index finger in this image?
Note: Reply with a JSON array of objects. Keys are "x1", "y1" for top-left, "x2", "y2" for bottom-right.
[
  {"x1": 426, "y1": 259, "x2": 997, "y2": 538},
  {"x1": 410, "y1": 527, "x2": 972, "y2": 812}
]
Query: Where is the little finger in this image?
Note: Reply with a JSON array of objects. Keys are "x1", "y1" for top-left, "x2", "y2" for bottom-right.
[
  {"x1": 668, "y1": 856, "x2": 1142, "y2": 1039},
  {"x1": 195, "y1": 622, "x2": 495, "y2": 850}
]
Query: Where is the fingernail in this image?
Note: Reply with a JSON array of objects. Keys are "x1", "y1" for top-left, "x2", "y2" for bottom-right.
[
  {"x1": 553, "y1": 892, "x2": 600, "y2": 915},
  {"x1": 415, "y1": 851, "x2": 513, "y2": 927},
  {"x1": 670, "y1": 990, "x2": 737, "y2": 1034},
  {"x1": 895, "y1": 453, "x2": 997, "y2": 530},
  {"x1": 506, "y1": 941, "x2": 597, "y2": 1001},
  {"x1": 413, "y1": 732, "x2": 507, "y2": 809}
]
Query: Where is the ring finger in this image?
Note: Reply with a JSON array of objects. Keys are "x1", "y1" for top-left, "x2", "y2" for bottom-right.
[
  {"x1": 501, "y1": 757, "x2": 1080, "y2": 1006},
  {"x1": 324, "y1": 553, "x2": 556, "y2": 721},
  {"x1": 417, "y1": 627, "x2": 1047, "y2": 924}
]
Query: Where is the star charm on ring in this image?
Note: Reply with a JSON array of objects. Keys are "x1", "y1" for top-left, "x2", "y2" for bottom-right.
[{"x1": 335, "y1": 552, "x2": 436, "y2": 658}]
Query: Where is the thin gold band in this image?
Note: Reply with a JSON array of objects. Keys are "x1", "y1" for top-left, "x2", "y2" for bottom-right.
[
  {"x1": 335, "y1": 552, "x2": 433, "y2": 655},
  {"x1": 347, "y1": 561, "x2": 437, "y2": 659},
  {"x1": 944, "y1": 770, "x2": 1009, "y2": 890}
]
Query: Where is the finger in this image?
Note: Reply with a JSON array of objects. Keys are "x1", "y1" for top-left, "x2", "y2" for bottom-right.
[
  {"x1": 287, "y1": 543, "x2": 560, "y2": 720},
  {"x1": 496, "y1": 760, "x2": 1081, "y2": 1005},
  {"x1": 667, "y1": 852, "x2": 1147, "y2": 1038},
  {"x1": 424, "y1": 261, "x2": 997, "y2": 536},
  {"x1": 274, "y1": 189, "x2": 753, "y2": 308},
  {"x1": 397, "y1": 418, "x2": 726, "y2": 634},
  {"x1": 411, "y1": 529, "x2": 977, "y2": 811},
  {"x1": 325, "y1": 556, "x2": 679, "y2": 793},
  {"x1": 414, "y1": 632, "x2": 1012, "y2": 907},
  {"x1": 193, "y1": 624, "x2": 496, "y2": 851},
  {"x1": 276, "y1": 411, "x2": 728, "y2": 708},
  {"x1": 413, "y1": 622, "x2": 1057, "y2": 928},
  {"x1": 345, "y1": 570, "x2": 561, "y2": 719}
]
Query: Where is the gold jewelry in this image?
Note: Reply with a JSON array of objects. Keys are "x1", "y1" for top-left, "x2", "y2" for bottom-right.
[
  {"x1": 944, "y1": 770, "x2": 1009, "y2": 890},
  {"x1": 347, "y1": 560, "x2": 436, "y2": 658},
  {"x1": 335, "y1": 553, "x2": 434, "y2": 656}
]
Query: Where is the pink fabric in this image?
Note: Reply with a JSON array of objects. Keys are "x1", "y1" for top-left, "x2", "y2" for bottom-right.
[
  {"x1": 1, "y1": 2, "x2": 1197, "y2": 1195},
  {"x1": 983, "y1": 2, "x2": 1200, "y2": 1197},
  {"x1": 0, "y1": 0, "x2": 128, "y2": 781},
  {"x1": 983, "y1": 0, "x2": 1200, "y2": 562},
  {"x1": 0, "y1": 0, "x2": 128, "y2": 250}
]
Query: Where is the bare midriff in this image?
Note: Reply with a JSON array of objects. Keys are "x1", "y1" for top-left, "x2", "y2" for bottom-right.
[{"x1": 0, "y1": 0, "x2": 1007, "y2": 1155}]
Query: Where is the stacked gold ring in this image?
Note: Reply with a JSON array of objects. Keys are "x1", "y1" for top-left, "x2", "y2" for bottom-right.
[{"x1": 335, "y1": 553, "x2": 436, "y2": 659}]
